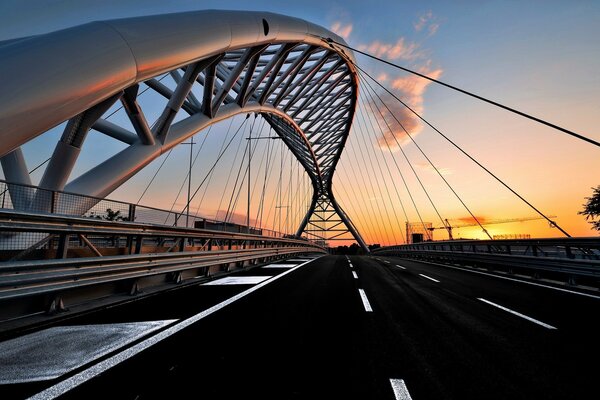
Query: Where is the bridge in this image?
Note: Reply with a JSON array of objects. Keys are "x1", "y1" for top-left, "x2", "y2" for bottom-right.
[{"x1": 0, "y1": 10, "x2": 599, "y2": 400}]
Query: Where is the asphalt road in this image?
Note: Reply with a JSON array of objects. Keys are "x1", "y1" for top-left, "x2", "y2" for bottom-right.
[{"x1": 2, "y1": 254, "x2": 599, "y2": 399}]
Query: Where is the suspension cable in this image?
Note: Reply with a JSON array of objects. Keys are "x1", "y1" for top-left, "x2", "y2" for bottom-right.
[
  {"x1": 165, "y1": 125, "x2": 212, "y2": 217},
  {"x1": 357, "y1": 93, "x2": 432, "y2": 241},
  {"x1": 215, "y1": 117, "x2": 251, "y2": 221},
  {"x1": 322, "y1": 37, "x2": 600, "y2": 148},
  {"x1": 228, "y1": 118, "x2": 266, "y2": 224},
  {"x1": 193, "y1": 118, "x2": 236, "y2": 217},
  {"x1": 180, "y1": 116, "x2": 250, "y2": 217},
  {"x1": 255, "y1": 128, "x2": 273, "y2": 229},
  {"x1": 224, "y1": 117, "x2": 257, "y2": 223},
  {"x1": 358, "y1": 66, "x2": 570, "y2": 237},
  {"x1": 354, "y1": 98, "x2": 406, "y2": 244},
  {"x1": 346, "y1": 135, "x2": 387, "y2": 244},
  {"x1": 361, "y1": 77, "x2": 493, "y2": 240},
  {"x1": 334, "y1": 168, "x2": 382, "y2": 244},
  {"x1": 357, "y1": 73, "x2": 447, "y2": 236},
  {"x1": 137, "y1": 148, "x2": 173, "y2": 205}
]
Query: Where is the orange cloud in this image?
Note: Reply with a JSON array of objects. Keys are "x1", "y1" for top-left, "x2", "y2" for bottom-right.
[
  {"x1": 428, "y1": 23, "x2": 440, "y2": 36},
  {"x1": 414, "y1": 11, "x2": 439, "y2": 37},
  {"x1": 374, "y1": 63, "x2": 443, "y2": 149},
  {"x1": 376, "y1": 72, "x2": 389, "y2": 83},
  {"x1": 358, "y1": 38, "x2": 422, "y2": 61},
  {"x1": 330, "y1": 22, "x2": 353, "y2": 40},
  {"x1": 416, "y1": 162, "x2": 453, "y2": 176},
  {"x1": 414, "y1": 11, "x2": 432, "y2": 32},
  {"x1": 455, "y1": 216, "x2": 490, "y2": 225}
]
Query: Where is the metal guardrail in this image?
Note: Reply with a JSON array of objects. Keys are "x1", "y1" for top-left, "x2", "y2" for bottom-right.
[
  {"x1": 0, "y1": 201, "x2": 326, "y2": 325},
  {"x1": 0, "y1": 179, "x2": 296, "y2": 240},
  {"x1": 373, "y1": 238, "x2": 600, "y2": 282},
  {"x1": 0, "y1": 246, "x2": 316, "y2": 301}
]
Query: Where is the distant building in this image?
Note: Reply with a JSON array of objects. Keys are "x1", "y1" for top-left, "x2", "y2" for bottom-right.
[
  {"x1": 492, "y1": 233, "x2": 531, "y2": 240},
  {"x1": 406, "y1": 222, "x2": 433, "y2": 244}
]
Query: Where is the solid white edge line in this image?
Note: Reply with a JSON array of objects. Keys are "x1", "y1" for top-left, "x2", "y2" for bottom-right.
[
  {"x1": 390, "y1": 378, "x2": 413, "y2": 400},
  {"x1": 352, "y1": 271, "x2": 358, "y2": 279},
  {"x1": 478, "y1": 298, "x2": 557, "y2": 330},
  {"x1": 28, "y1": 256, "x2": 324, "y2": 400},
  {"x1": 358, "y1": 289, "x2": 373, "y2": 312},
  {"x1": 396, "y1": 265, "x2": 406, "y2": 270},
  {"x1": 419, "y1": 273, "x2": 440, "y2": 283},
  {"x1": 412, "y1": 259, "x2": 600, "y2": 300}
]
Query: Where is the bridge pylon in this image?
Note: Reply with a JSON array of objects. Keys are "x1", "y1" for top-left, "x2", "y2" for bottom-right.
[{"x1": 297, "y1": 184, "x2": 369, "y2": 252}]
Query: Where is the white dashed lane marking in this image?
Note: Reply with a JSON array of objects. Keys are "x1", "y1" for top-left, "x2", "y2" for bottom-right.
[
  {"x1": 419, "y1": 274, "x2": 440, "y2": 283},
  {"x1": 478, "y1": 298, "x2": 557, "y2": 330},
  {"x1": 202, "y1": 276, "x2": 271, "y2": 285},
  {"x1": 390, "y1": 379, "x2": 413, "y2": 400},
  {"x1": 358, "y1": 289, "x2": 373, "y2": 312}
]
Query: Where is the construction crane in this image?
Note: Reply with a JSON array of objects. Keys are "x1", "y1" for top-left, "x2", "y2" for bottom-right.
[{"x1": 427, "y1": 216, "x2": 557, "y2": 240}]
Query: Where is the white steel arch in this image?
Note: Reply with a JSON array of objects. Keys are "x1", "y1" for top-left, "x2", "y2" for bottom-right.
[{"x1": 0, "y1": 10, "x2": 368, "y2": 250}]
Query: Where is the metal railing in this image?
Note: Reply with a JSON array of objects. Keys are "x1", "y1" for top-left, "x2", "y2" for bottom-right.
[
  {"x1": 0, "y1": 179, "x2": 295, "y2": 242},
  {"x1": 0, "y1": 181, "x2": 326, "y2": 326},
  {"x1": 373, "y1": 238, "x2": 600, "y2": 283}
]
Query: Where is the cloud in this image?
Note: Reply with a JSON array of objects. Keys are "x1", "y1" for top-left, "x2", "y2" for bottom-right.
[
  {"x1": 455, "y1": 216, "x2": 490, "y2": 226},
  {"x1": 374, "y1": 63, "x2": 443, "y2": 149},
  {"x1": 414, "y1": 11, "x2": 440, "y2": 37},
  {"x1": 358, "y1": 38, "x2": 422, "y2": 61},
  {"x1": 428, "y1": 23, "x2": 439, "y2": 36},
  {"x1": 376, "y1": 72, "x2": 389, "y2": 83},
  {"x1": 330, "y1": 21, "x2": 353, "y2": 40},
  {"x1": 414, "y1": 11, "x2": 432, "y2": 32},
  {"x1": 415, "y1": 162, "x2": 453, "y2": 176},
  {"x1": 333, "y1": 16, "x2": 442, "y2": 150}
]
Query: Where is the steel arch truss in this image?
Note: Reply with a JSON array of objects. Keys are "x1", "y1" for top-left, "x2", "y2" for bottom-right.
[{"x1": 0, "y1": 11, "x2": 367, "y2": 250}]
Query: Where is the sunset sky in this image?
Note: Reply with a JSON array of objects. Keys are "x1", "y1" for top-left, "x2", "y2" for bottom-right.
[{"x1": 1, "y1": 1, "x2": 599, "y2": 245}]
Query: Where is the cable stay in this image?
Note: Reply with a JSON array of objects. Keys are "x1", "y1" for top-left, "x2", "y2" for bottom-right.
[
  {"x1": 193, "y1": 117, "x2": 236, "y2": 218},
  {"x1": 178, "y1": 115, "x2": 250, "y2": 219},
  {"x1": 354, "y1": 99, "x2": 407, "y2": 244},
  {"x1": 345, "y1": 139, "x2": 392, "y2": 243},
  {"x1": 360, "y1": 76, "x2": 493, "y2": 240},
  {"x1": 353, "y1": 112, "x2": 402, "y2": 244},
  {"x1": 334, "y1": 168, "x2": 384, "y2": 244},
  {"x1": 165, "y1": 125, "x2": 212, "y2": 222},
  {"x1": 322, "y1": 37, "x2": 600, "y2": 149},
  {"x1": 224, "y1": 117, "x2": 259, "y2": 224},
  {"x1": 357, "y1": 75, "x2": 448, "y2": 238},
  {"x1": 347, "y1": 135, "x2": 396, "y2": 242},
  {"x1": 343, "y1": 115, "x2": 424, "y2": 244},
  {"x1": 358, "y1": 67, "x2": 570, "y2": 237},
  {"x1": 215, "y1": 116, "x2": 252, "y2": 221},
  {"x1": 226, "y1": 118, "x2": 267, "y2": 226}
]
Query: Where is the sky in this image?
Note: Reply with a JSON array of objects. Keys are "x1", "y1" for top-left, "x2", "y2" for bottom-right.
[{"x1": 1, "y1": 0, "x2": 599, "y2": 245}]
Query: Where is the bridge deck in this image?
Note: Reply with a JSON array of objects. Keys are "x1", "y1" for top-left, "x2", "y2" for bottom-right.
[{"x1": 1, "y1": 255, "x2": 599, "y2": 399}]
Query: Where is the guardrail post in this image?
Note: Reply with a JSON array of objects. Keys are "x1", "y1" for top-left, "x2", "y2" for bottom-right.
[
  {"x1": 56, "y1": 233, "x2": 69, "y2": 258},
  {"x1": 135, "y1": 235, "x2": 143, "y2": 254},
  {"x1": 126, "y1": 234, "x2": 133, "y2": 254},
  {"x1": 50, "y1": 190, "x2": 58, "y2": 214},
  {"x1": 128, "y1": 204, "x2": 136, "y2": 222},
  {"x1": 565, "y1": 246, "x2": 573, "y2": 259}
]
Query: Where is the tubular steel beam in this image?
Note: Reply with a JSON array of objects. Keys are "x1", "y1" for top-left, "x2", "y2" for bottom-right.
[{"x1": 0, "y1": 10, "x2": 368, "y2": 249}]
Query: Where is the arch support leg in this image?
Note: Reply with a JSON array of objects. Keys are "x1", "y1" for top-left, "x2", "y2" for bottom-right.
[{"x1": 296, "y1": 184, "x2": 369, "y2": 253}]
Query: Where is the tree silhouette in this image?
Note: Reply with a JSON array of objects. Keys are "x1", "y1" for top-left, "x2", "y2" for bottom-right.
[
  {"x1": 579, "y1": 186, "x2": 600, "y2": 232},
  {"x1": 89, "y1": 208, "x2": 129, "y2": 221}
]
